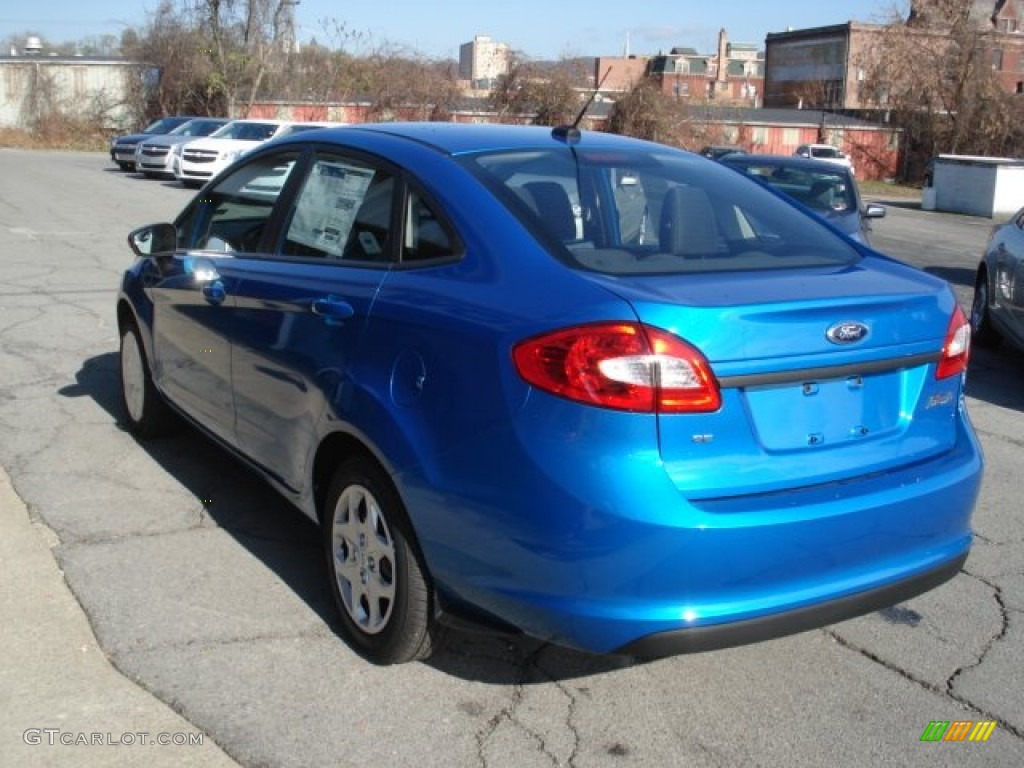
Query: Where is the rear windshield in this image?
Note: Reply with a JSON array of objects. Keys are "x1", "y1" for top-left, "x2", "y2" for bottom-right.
[
  {"x1": 810, "y1": 146, "x2": 842, "y2": 159},
  {"x1": 459, "y1": 146, "x2": 860, "y2": 275}
]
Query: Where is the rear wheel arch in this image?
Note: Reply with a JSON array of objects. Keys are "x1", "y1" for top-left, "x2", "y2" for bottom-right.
[
  {"x1": 321, "y1": 453, "x2": 440, "y2": 663},
  {"x1": 312, "y1": 433, "x2": 383, "y2": 523}
]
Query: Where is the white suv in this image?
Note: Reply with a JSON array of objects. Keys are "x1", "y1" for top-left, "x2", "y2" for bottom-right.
[
  {"x1": 794, "y1": 144, "x2": 854, "y2": 176},
  {"x1": 174, "y1": 119, "x2": 292, "y2": 187}
]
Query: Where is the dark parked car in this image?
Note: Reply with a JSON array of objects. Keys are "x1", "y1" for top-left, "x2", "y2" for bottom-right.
[
  {"x1": 110, "y1": 116, "x2": 198, "y2": 171},
  {"x1": 971, "y1": 206, "x2": 1024, "y2": 353},
  {"x1": 117, "y1": 123, "x2": 982, "y2": 664},
  {"x1": 699, "y1": 144, "x2": 747, "y2": 160},
  {"x1": 720, "y1": 154, "x2": 886, "y2": 245}
]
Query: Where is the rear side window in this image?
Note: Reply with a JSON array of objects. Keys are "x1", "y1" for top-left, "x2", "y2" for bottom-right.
[
  {"x1": 280, "y1": 154, "x2": 395, "y2": 261},
  {"x1": 402, "y1": 189, "x2": 458, "y2": 262},
  {"x1": 463, "y1": 147, "x2": 860, "y2": 275}
]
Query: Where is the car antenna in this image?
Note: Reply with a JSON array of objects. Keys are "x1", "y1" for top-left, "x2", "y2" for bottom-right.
[{"x1": 553, "y1": 66, "x2": 612, "y2": 144}]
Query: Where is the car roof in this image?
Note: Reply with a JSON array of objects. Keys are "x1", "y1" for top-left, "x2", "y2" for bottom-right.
[
  {"x1": 721, "y1": 154, "x2": 854, "y2": 175},
  {"x1": 304, "y1": 122, "x2": 657, "y2": 156},
  {"x1": 223, "y1": 118, "x2": 292, "y2": 126}
]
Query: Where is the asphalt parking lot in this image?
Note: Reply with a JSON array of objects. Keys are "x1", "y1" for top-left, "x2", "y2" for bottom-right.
[{"x1": 1, "y1": 148, "x2": 1023, "y2": 768}]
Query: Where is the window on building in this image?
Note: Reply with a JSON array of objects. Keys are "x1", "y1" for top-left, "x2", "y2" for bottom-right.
[
  {"x1": 992, "y1": 49, "x2": 1004, "y2": 71},
  {"x1": 751, "y1": 126, "x2": 767, "y2": 145},
  {"x1": 783, "y1": 127, "x2": 800, "y2": 145}
]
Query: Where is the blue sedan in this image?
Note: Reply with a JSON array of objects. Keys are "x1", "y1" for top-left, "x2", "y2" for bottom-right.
[{"x1": 117, "y1": 123, "x2": 983, "y2": 664}]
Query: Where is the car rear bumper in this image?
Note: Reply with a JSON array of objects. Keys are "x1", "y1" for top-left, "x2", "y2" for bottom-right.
[
  {"x1": 616, "y1": 549, "x2": 966, "y2": 657},
  {"x1": 410, "y1": 404, "x2": 982, "y2": 656}
]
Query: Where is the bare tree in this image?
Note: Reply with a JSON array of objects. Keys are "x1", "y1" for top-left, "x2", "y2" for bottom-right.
[
  {"x1": 350, "y1": 43, "x2": 461, "y2": 122},
  {"x1": 264, "y1": 19, "x2": 364, "y2": 103},
  {"x1": 606, "y1": 80, "x2": 689, "y2": 145},
  {"x1": 489, "y1": 56, "x2": 587, "y2": 126},
  {"x1": 856, "y1": 0, "x2": 1022, "y2": 162},
  {"x1": 121, "y1": 0, "x2": 223, "y2": 120},
  {"x1": 200, "y1": 0, "x2": 281, "y2": 117}
]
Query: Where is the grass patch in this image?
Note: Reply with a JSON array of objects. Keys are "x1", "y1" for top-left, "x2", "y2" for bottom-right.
[{"x1": 0, "y1": 115, "x2": 112, "y2": 152}]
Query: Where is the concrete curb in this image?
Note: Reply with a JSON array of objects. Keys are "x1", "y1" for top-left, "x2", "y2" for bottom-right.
[{"x1": 0, "y1": 466, "x2": 241, "y2": 767}]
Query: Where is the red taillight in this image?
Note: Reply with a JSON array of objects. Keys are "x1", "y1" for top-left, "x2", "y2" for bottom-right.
[
  {"x1": 936, "y1": 305, "x2": 971, "y2": 380},
  {"x1": 512, "y1": 322, "x2": 721, "y2": 413}
]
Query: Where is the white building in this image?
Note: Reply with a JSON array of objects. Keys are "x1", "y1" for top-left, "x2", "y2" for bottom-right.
[
  {"x1": 0, "y1": 45, "x2": 142, "y2": 129},
  {"x1": 458, "y1": 35, "x2": 511, "y2": 87}
]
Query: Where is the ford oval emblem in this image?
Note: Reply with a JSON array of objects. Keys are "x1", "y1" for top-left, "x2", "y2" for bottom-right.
[{"x1": 826, "y1": 321, "x2": 869, "y2": 345}]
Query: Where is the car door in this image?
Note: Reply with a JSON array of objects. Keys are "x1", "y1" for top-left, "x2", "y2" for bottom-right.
[
  {"x1": 150, "y1": 149, "x2": 303, "y2": 444},
  {"x1": 229, "y1": 151, "x2": 396, "y2": 491},
  {"x1": 995, "y1": 211, "x2": 1024, "y2": 339}
]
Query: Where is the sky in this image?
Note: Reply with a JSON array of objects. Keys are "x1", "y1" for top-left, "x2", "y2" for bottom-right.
[{"x1": 1, "y1": 1, "x2": 905, "y2": 59}]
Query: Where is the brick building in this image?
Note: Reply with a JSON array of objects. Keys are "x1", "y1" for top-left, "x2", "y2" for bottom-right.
[
  {"x1": 763, "y1": 1, "x2": 1024, "y2": 110},
  {"x1": 596, "y1": 29, "x2": 764, "y2": 106}
]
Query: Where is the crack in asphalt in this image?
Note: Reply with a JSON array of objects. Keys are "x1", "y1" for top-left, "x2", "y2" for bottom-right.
[
  {"x1": 947, "y1": 570, "x2": 1013, "y2": 695},
  {"x1": 468, "y1": 643, "x2": 580, "y2": 767},
  {"x1": 825, "y1": 571, "x2": 1024, "y2": 743},
  {"x1": 532, "y1": 655, "x2": 583, "y2": 767}
]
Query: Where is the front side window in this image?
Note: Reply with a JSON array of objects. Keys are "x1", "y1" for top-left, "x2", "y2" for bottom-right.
[
  {"x1": 462, "y1": 145, "x2": 860, "y2": 275},
  {"x1": 175, "y1": 151, "x2": 299, "y2": 253}
]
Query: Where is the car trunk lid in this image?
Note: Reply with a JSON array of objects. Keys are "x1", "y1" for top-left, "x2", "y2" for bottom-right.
[{"x1": 584, "y1": 258, "x2": 964, "y2": 498}]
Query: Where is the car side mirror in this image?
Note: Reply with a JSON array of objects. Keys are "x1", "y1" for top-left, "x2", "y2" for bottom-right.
[
  {"x1": 864, "y1": 203, "x2": 887, "y2": 219},
  {"x1": 128, "y1": 222, "x2": 176, "y2": 257}
]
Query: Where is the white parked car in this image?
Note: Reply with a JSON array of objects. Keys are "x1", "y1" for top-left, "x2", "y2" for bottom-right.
[
  {"x1": 135, "y1": 118, "x2": 230, "y2": 178},
  {"x1": 174, "y1": 119, "x2": 293, "y2": 187},
  {"x1": 794, "y1": 144, "x2": 854, "y2": 176}
]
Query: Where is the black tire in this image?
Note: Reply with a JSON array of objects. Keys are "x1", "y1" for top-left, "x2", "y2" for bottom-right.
[
  {"x1": 119, "y1": 321, "x2": 175, "y2": 437},
  {"x1": 971, "y1": 269, "x2": 1002, "y2": 349},
  {"x1": 323, "y1": 457, "x2": 438, "y2": 664},
  {"x1": 117, "y1": 161, "x2": 134, "y2": 172}
]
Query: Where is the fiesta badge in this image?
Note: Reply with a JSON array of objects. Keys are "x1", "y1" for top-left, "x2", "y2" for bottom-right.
[{"x1": 826, "y1": 321, "x2": 869, "y2": 345}]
